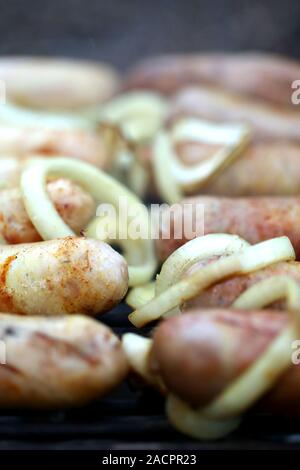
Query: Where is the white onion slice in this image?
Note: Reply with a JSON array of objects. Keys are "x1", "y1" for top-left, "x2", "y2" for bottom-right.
[
  {"x1": 0, "y1": 101, "x2": 92, "y2": 130},
  {"x1": 129, "y1": 237, "x2": 295, "y2": 327},
  {"x1": 91, "y1": 91, "x2": 168, "y2": 143},
  {"x1": 126, "y1": 282, "x2": 156, "y2": 309},
  {"x1": 166, "y1": 395, "x2": 241, "y2": 441},
  {"x1": 20, "y1": 157, "x2": 157, "y2": 286},
  {"x1": 152, "y1": 118, "x2": 250, "y2": 204},
  {"x1": 156, "y1": 234, "x2": 250, "y2": 294},
  {"x1": 167, "y1": 275, "x2": 300, "y2": 439}
]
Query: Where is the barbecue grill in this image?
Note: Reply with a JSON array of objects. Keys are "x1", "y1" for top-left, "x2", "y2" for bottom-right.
[{"x1": 1, "y1": 0, "x2": 300, "y2": 452}]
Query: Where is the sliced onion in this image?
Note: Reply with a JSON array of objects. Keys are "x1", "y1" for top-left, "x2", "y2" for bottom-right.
[
  {"x1": 166, "y1": 395, "x2": 241, "y2": 441},
  {"x1": 233, "y1": 275, "x2": 300, "y2": 313},
  {"x1": 152, "y1": 118, "x2": 250, "y2": 204},
  {"x1": 155, "y1": 234, "x2": 250, "y2": 317},
  {"x1": 0, "y1": 101, "x2": 92, "y2": 130},
  {"x1": 166, "y1": 275, "x2": 300, "y2": 439},
  {"x1": 122, "y1": 333, "x2": 165, "y2": 392},
  {"x1": 20, "y1": 157, "x2": 157, "y2": 286},
  {"x1": 122, "y1": 333, "x2": 153, "y2": 380},
  {"x1": 129, "y1": 236, "x2": 295, "y2": 327},
  {"x1": 94, "y1": 92, "x2": 168, "y2": 143},
  {"x1": 156, "y1": 234, "x2": 250, "y2": 294},
  {"x1": 201, "y1": 276, "x2": 300, "y2": 420},
  {"x1": 126, "y1": 282, "x2": 156, "y2": 309}
]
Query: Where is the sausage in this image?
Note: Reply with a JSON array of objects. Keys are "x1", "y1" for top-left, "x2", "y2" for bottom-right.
[
  {"x1": 185, "y1": 261, "x2": 300, "y2": 311},
  {"x1": 150, "y1": 310, "x2": 300, "y2": 416},
  {"x1": 0, "y1": 313, "x2": 128, "y2": 407},
  {"x1": 0, "y1": 178, "x2": 96, "y2": 244},
  {"x1": 0, "y1": 57, "x2": 120, "y2": 110},
  {"x1": 178, "y1": 141, "x2": 300, "y2": 197},
  {"x1": 139, "y1": 139, "x2": 300, "y2": 198},
  {"x1": 169, "y1": 86, "x2": 300, "y2": 142},
  {"x1": 156, "y1": 196, "x2": 300, "y2": 261},
  {"x1": 0, "y1": 237, "x2": 128, "y2": 316},
  {"x1": 125, "y1": 53, "x2": 300, "y2": 108},
  {"x1": 0, "y1": 125, "x2": 109, "y2": 168}
]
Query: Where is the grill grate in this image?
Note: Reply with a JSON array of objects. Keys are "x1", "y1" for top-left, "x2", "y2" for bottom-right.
[{"x1": 0, "y1": 303, "x2": 300, "y2": 450}]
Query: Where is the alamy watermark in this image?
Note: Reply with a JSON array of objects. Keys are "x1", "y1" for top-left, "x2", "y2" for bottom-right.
[
  {"x1": 93, "y1": 198, "x2": 205, "y2": 241},
  {"x1": 291, "y1": 80, "x2": 300, "y2": 105}
]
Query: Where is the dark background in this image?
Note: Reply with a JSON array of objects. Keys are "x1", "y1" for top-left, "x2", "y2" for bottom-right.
[{"x1": 0, "y1": 0, "x2": 299, "y2": 70}]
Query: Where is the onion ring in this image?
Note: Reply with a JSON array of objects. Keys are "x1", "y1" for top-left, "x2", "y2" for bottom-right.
[
  {"x1": 126, "y1": 234, "x2": 249, "y2": 311},
  {"x1": 129, "y1": 236, "x2": 295, "y2": 327},
  {"x1": 167, "y1": 276, "x2": 300, "y2": 439},
  {"x1": 20, "y1": 157, "x2": 157, "y2": 286},
  {"x1": 152, "y1": 118, "x2": 250, "y2": 204},
  {"x1": 0, "y1": 101, "x2": 92, "y2": 130}
]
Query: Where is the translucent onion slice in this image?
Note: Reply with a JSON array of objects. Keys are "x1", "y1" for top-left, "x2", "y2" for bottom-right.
[
  {"x1": 0, "y1": 101, "x2": 92, "y2": 130},
  {"x1": 156, "y1": 234, "x2": 250, "y2": 294},
  {"x1": 201, "y1": 276, "x2": 300, "y2": 420},
  {"x1": 167, "y1": 275, "x2": 300, "y2": 439},
  {"x1": 122, "y1": 333, "x2": 166, "y2": 393},
  {"x1": 129, "y1": 237, "x2": 295, "y2": 327},
  {"x1": 152, "y1": 118, "x2": 250, "y2": 204},
  {"x1": 127, "y1": 235, "x2": 249, "y2": 312},
  {"x1": 166, "y1": 395, "x2": 241, "y2": 441},
  {"x1": 20, "y1": 157, "x2": 157, "y2": 286},
  {"x1": 91, "y1": 91, "x2": 168, "y2": 143},
  {"x1": 126, "y1": 282, "x2": 156, "y2": 309}
]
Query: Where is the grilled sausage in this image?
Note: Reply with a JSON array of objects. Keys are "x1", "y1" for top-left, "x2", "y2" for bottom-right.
[
  {"x1": 156, "y1": 196, "x2": 300, "y2": 261},
  {"x1": 185, "y1": 261, "x2": 300, "y2": 311},
  {"x1": 0, "y1": 125, "x2": 109, "y2": 168},
  {"x1": 178, "y1": 141, "x2": 300, "y2": 197},
  {"x1": 0, "y1": 57, "x2": 120, "y2": 110},
  {"x1": 0, "y1": 237, "x2": 128, "y2": 316},
  {"x1": 169, "y1": 86, "x2": 300, "y2": 142},
  {"x1": 0, "y1": 313, "x2": 128, "y2": 407},
  {"x1": 150, "y1": 310, "x2": 300, "y2": 416},
  {"x1": 0, "y1": 178, "x2": 96, "y2": 244},
  {"x1": 125, "y1": 53, "x2": 300, "y2": 108},
  {"x1": 138, "y1": 139, "x2": 300, "y2": 198}
]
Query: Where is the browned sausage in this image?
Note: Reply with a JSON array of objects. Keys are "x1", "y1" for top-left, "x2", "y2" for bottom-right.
[
  {"x1": 138, "y1": 138, "x2": 300, "y2": 198},
  {"x1": 169, "y1": 86, "x2": 300, "y2": 142},
  {"x1": 0, "y1": 57, "x2": 120, "y2": 110},
  {"x1": 176, "y1": 141, "x2": 300, "y2": 197},
  {"x1": 0, "y1": 237, "x2": 128, "y2": 316},
  {"x1": 185, "y1": 261, "x2": 300, "y2": 311},
  {"x1": 0, "y1": 178, "x2": 96, "y2": 244},
  {"x1": 0, "y1": 125, "x2": 109, "y2": 168},
  {"x1": 150, "y1": 310, "x2": 300, "y2": 416},
  {"x1": 0, "y1": 313, "x2": 128, "y2": 407},
  {"x1": 125, "y1": 53, "x2": 300, "y2": 108},
  {"x1": 156, "y1": 196, "x2": 300, "y2": 261}
]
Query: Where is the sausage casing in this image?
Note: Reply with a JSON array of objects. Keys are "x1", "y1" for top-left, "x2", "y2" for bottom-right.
[
  {"x1": 150, "y1": 309, "x2": 300, "y2": 416},
  {"x1": 0, "y1": 57, "x2": 120, "y2": 110},
  {"x1": 157, "y1": 196, "x2": 300, "y2": 261},
  {"x1": 0, "y1": 178, "x2": 96, "y2": 244},
  {"x1": 0, "y1": 313, "x2": 128, "y2": 407},
  {"x1": 0, "y1": 237, "x2": 128, "y2": 316},
  {"x1": 125, "y1": 53, "x2": 300, "y2": 108}
]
